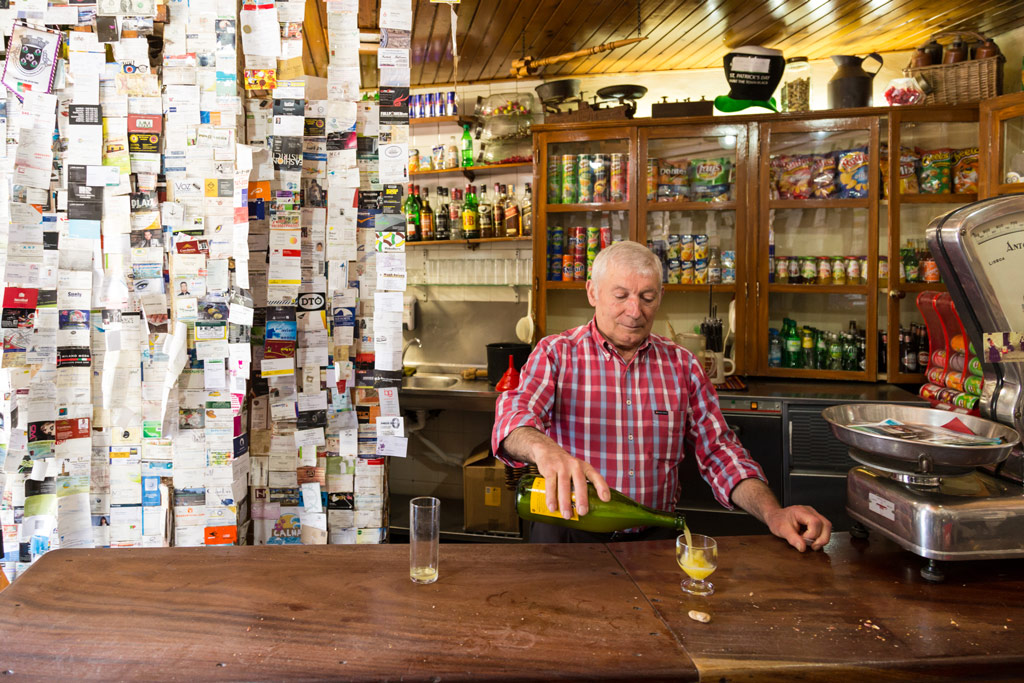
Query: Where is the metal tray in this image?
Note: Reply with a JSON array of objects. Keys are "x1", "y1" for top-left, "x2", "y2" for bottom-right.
[{"x1": 822, "y1": 403, "x2": 1020, "y2": 467}]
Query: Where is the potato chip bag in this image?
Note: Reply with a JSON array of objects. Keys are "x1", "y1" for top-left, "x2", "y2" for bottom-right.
[
  {"x1": 952, "y1": 147, "x2": 978, "y2": 194},
  {"x1": 919, "y1": 148, "x2": 952, "y2": 194},
  {"x1": 836, "y1": 147, "x2": 869, "y2": 198}
]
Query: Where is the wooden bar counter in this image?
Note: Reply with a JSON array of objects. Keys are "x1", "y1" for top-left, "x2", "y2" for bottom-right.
[{"x1": 1, "y1": 532, "x2": 1022, "y2": 681}]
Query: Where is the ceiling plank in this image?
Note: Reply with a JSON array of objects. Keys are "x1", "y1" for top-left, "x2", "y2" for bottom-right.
[
  {"x1": 448, "y1": 0, "x2": 520, "y2": 85},
  {"x1": 565, "y1": 0, "x2": 684, "y2": 76},
  {"x1": 465, "y1": 0, "x2": 549, "y2": 83},
  {"x1": 410, "y1": 1, "x2": 439, "y2": 86},
  {"x1": 545, "y1": 0, "x2": 654, "y2": 76}
]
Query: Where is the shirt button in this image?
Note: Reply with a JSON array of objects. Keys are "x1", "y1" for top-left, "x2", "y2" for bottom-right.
[
  {"x1": 629, "y1": 470, "x2": 634, "y2": 477},
  {"x1": 626, "y1": 399, "x2": 631, "y2": 406},
  {"x1": 628, "y1": 434, "x2": 633, "y2": 441}
]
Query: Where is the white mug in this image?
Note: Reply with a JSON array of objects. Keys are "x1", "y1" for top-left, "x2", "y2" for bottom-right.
[{"x1": 703, "y1": 351, "x2": 736, "y2": 385}]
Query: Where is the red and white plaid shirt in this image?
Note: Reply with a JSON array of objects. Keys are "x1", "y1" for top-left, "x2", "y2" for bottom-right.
[{"x1": 492, "y1": 319, "x2": 766, "y2": 512}]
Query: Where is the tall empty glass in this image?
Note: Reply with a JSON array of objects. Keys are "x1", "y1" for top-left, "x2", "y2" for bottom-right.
[{"x1": 410, "y1": 497, "x2": 440, "y2": 584}]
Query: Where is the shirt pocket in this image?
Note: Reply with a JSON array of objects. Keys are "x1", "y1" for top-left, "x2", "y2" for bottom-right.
[{"x1": 646, "y1": 409, "x2": 685, "y2": 461}]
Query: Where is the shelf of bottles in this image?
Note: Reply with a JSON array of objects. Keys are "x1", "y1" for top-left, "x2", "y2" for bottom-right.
[
  {"x1": 643, "y1": 131, "x2": 741, "y2": 290},
  {"x1": 403, "y1": 181, "x2": 534, "y2": 245},
  {"x1": 542, "y1": 138, "x2": 630, "y2": 290},
  {"x1": 883, "y1": 116, "x2": 978, "y2": 382},
  {"x1": 761, "y1": 122, "x2": 877, "y2": 379}
]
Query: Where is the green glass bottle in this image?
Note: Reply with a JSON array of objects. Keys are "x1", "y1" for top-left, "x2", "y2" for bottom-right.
[{"x1": 515, "y1": 474, "x2": 686, "y2": 533}]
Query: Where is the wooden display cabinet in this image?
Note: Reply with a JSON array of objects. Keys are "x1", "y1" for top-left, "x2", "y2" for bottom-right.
[{"x1": 980, "y1": 91, "x2": 1024, "y2": 197}]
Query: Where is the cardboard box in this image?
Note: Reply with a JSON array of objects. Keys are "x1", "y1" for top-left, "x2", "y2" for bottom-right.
[{"x1": 463, "y1": 442, "x2": 519, "y2": 533}]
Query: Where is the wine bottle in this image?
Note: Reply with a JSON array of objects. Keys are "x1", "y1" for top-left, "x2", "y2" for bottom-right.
[{"x1": 515, "y1": 474, "x2": 686, "y2": 533}]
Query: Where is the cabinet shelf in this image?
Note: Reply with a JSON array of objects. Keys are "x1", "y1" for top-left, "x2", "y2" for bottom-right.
[
  {"x1": 664, "y1": 283, "x2": 736, "y2": 293},
  {"x1": 769, "y1": 284, "x2": 869, "y2": 294},
  {"x1": 410, "y1": 161, "x2": 532, "y2": 178},
  {"x1": 545, "y1": 280, "x2": 587, "y2": 290},
  {"x1": 888, "y1": 282, "x2": 946, "y2": 293},
  {"x1": 547, "y1": 202, "x2": 630, "y2": 213},
  {"x1": 762, "y1": 367, "x2": 868, "y2": 380},
  {"x1": 410, "y1": 115, "x2": 460, "y2": 126},
  {"x1": 646, "y1": 200, "x2": 736, "y2": 212},
  {"x1": 406, "y1": 236, "x2": 531, "y2": 247},
  {"x1": 897, "y1": 193, "x2": 978, "y2": 204},
  {"x1": 769, "y1": 198, "x2": 870, "y2": 210}
]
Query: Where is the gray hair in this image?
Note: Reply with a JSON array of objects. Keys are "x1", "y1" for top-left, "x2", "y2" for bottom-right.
[{"x1": 590, "y1": 241, "x2": 664, "y2": 288}]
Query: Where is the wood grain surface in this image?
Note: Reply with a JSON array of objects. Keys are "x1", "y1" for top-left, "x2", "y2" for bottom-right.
[
  {"x1": 0, "y1": 544, "x2": 696, "y2": 682},
  {"x1": 611, "y1": 532, "x2": 1024, "y2": 682}
]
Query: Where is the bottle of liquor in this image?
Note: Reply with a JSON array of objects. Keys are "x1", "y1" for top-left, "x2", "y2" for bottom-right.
[
  {"x1": 503, "y1": 183, "x2": 520, "y2": 237},
  {"x1": 515, "y1": 474, "x2": 686, "y2": 533},
  {"x1": 404, "y1": 183, "x2": 420, "y2": 241},
  {"x1": 917, "y1": 324, "x2": 930, "y2": 369},
  {"x1": 493, "y1": 183, "x2": 505, "y2": 229},
  {"x1": 478, "y1": 185, "x2": 493, "y2": 238},
  {"x1": 450, "y1": 188, "x2": 464, "y2": 240},
  {"x1": 445, "y1": 136, "x2": 459, "y2": 170},
  {"x1": 460, "y1": 124, "x2": 474, "y2": 168},
  {"x1": 520, "y1": 183, "x2": 533, "y2": 237},
  {"x1": 420, "y1": 186, "x2": 434, "y2": 241},
  {"x1": 879, "y1": 330, "x2": 888, "y2": 374},
  {"x1": 434, "y1": 187, "x2": 450, "y2": 241},
  {"x1": 462, "y1": 185, "x2": 479, "y2": 239}
]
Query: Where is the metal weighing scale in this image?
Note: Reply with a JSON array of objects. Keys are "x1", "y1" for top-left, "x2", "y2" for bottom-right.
[{"x1": 824, "y1": 195, "x2": 1024, "y2": 582}]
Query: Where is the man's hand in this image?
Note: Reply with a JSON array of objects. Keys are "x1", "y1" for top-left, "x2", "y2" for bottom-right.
[
  {"x1": 501, "y1": 427, "x2": 610, "y2": 518},
  {"x1": 763, "y1": 505, "x2": 832, "y2": 552},
  {"x1": 731, "y1": 478, "x2": 832, "y2": 552}
]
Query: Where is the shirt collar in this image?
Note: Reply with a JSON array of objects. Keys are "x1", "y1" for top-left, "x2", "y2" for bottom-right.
[{"x1": 587, "y1": 318, "x2": 652, "y2": 363}]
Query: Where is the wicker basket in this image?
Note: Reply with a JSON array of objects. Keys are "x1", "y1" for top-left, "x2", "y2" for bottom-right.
[{"x1": 903, "y1": 55, "x2": 1004, "y2": 105}]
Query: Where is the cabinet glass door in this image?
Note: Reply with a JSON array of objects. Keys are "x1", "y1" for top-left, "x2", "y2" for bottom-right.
[
  {"x1": 535, "y1": 128, "x2": 636, "y2": 336},
  {"x1": 981, "y1": 92, "x2": 1024, "y2": 197},
  {"x1": 640, "y1": 124, "x2": 748, "y2": 370},
  {"x1": 882, "y1": 108, "x2": 978, "y2": 383},
  {"x1": 757, "y1": 118, "x2": 879, "y2": 379}
]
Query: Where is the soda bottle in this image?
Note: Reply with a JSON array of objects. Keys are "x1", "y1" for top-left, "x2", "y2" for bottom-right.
[
  {"x1": 460, "y1": 124, "x2": 474, "y2": 168},
  {"x1": 768, "y1": 329, "x2": 782, "y2": 368}
]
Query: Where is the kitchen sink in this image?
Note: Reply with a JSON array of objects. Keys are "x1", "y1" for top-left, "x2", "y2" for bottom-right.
[{"x1": 403, "y1": 375, "x2": 459, "y2": 389}]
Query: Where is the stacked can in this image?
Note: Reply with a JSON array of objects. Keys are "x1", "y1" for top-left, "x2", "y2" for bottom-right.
[
  {"x1": 646, "y1": 159, "x2": 658, "y2": 201},
  {"x1": 561, "y1": 154, "x2": 578, "y2": 204},
  {"x1": 548, "y1": 225, "x2": 565, "y2": 280},
  {"x1": 585, "y1": 227, "x2": 601, "y2": 279},
  {"x1": 592, "y1": 154, "x2": 609, "y2": 202},
  {"x1": 547, "y1": 156, "x2": 562, "y2": 204},
  {"x1": 577, "y1": 154, "x2": 594, "y2": 203},
  {"x1": 610, "y1": 154, "x2": 628, "y2": 201},
  {"x1": 571, "y1": 226, "x2": 587, "y2": 281}
]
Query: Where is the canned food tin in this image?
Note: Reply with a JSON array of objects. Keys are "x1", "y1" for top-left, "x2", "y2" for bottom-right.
[
  {"x1": 831, "y1": 256, "x2": 846, "y2": 285},
  {"x1": 410, "y1": 94, "x2": 421, "y2": 118},
  {"x1": 694, "y1": 258, "x2": 709, "y2": 284},
  {"x1": 611, "y1": 153, "x2": 628, "y2": 201},
  {"x1": 562, "y1": 253, "x2": 573, "y2": 280},
  {"x1": 694, "y1": 234, "x2": 709, "y2": 260},
  {"x1": 561, "y1": 154, "x2": 578, "y2": 204},
  {"x1": 963, "y1": 374, "x2": 983, "y2": 396},
  {"x1": 446, "y1": 91, "x2": 457, "y2": 116},
  {"x1": 592, "y1": 154, "x2": 609, "y2": 202},
  {"x1": 937, "y1": 387, "x2": 958, "y2": 404},
  {"x1": 547, "y1": 156, "x2": 562, "y2": 204},
  {"x1": 954, "y1": 392, "x2": 979, "y2": 410},
  {"x1": 967, "y1": 355, "x2": 983, "y2": 377},
  {"x1": 577, "y1": 154, "x2": 595, "y2": 203},
  {"x1": 947, "y1": 352, "x2": 965, "y2": 372},
  {"x1": 645, "y1": 158, "x2": 659, "y2": 202},
  {"x1": 920, "y1": 383, "x2": 942, "y2": 400},
  {"x1": 666, "y1": 258, "x2": 682, "y2": 284},
  {"x1": 799, "y1": 257, "x2": 816, "y2": 282},
  {"x1": 845, "y1": 256, "x2": 861, "y2": 283},
  {"x1": 775, "y1": 256, "x2": 789, "y2": 283},
  {"x1": 922, "y1": 258, "x2": 940, "y2": 283},
  {"x1": 945, "y1": 371, "x2": 964, "y2": 392},
  {"x1": 878, "y1": 256, "x2": 889, "y2": 281},
  {"x1": 816, "y1": 256, "x2": 832, "y2": 285},
  {"x1": 680, "y1": 260, "x2": 695, "y2": 285},
  {"x1": 679, "y1": 234, "x2": 695, "y2": 261},
  {"x1": 926, "y1": 366, "x2": 946, "y2": 385},
  {"x1": 930, "y1": 349, "x2": 946, "y2": 368}
]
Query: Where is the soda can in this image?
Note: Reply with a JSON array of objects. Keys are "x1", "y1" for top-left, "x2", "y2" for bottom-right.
[
  {"x1": 922, "y1": 258, "x2": 940, "y2": 283},
  {"x1": 666, "y1": 258, "x2": 682, "y2": 284},
  {"x1": 586, "y1": 225, "x2": 600, "y2": 259},
  {"x1": 574, "y1": 257, "x2": 585, "y2": 281},
  {"x1": 562, "y1": 253, "x2": 573, "y2": 280},
  {"x1": 611, "y1": 153, "x2": 628, "y2": 201},
  {"x1": 577, "y1": 154, "x2": 595, "y2": 203},
  {"x1": 547, "y1": 156, "x2": 562, "y2": 204},
  {"x1": 963, "y1": 374, "x2": 983, "y2": 396},
  {"x1": 680, "y1": 260, "x2": 695, "y2": 285},
  {"x1": 410, "y1": 94, "x2": 420, "y2": 118},
  {"x1": 920, "y1": 383, "x2": 942, "y2": 400},
  {"x1": 679, "y1": 234, "x2": 695, "y2": 261},
  {"x1": 592, "y1": 154, "x2": 609, "y2": 202},
  {"x1": 447, "y1": 91, "x2": 457, "y2": 116},
  {"x1": 548, "y1": 254, "x2": 562, "y2": 281},
  {"x1": 561, "y1": 154, "x2": 578, "y2": 204},
  {"x1": 599, "y1": 226, "x2": 612, "y2": 250},
  {"x1": 571, "y1": 226, "x2": 586, "y2": 258},
  {"x1": 646, "y1": 158, "x2": 658, "y2": 201},
  {"x1": 548, "y1": 225, "x2": 565, "y2": 254},
  {"x1": 694, "y1": 234, "x2": 709, "y2": 260},
  {"x1": 666, "y1": 234, "x2": 681, "y2": 260},
  {"x1": 694, "y1": 258, "x2": 709, "y2": 284}
]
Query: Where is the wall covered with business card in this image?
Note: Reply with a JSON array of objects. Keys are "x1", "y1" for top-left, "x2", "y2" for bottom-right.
[{"x1": 0, "y1": 0, "x2": 410, "y2": 580}]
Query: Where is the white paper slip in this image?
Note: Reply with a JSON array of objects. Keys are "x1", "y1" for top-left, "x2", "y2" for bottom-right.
[{"x1": 376, "y1": 435, "x2": 408, "y2": 458}]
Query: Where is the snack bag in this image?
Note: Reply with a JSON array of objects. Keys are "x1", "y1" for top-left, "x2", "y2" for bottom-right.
[
  {"x1": 952, "y1": 147, "x2": 979, "y2": 194},
  {"x1": 810, "y1": 154, "x2": 836, "y2": 199},
  {"x1": 836, "y1": 147, "x2": 869, "y2": 198},
  {"x1": 657, "y1": 158, "x2": 690, "y2": 201},
  {"x1": 691, "y1": 158, "x2": 732, "y2": 202},
  {"x1": 898, "y1": 146, "x2": 920, "y2": 194},
  {"x1": 776, "y1": 155, "x2": 812, "y2": 200},
  {"x1": 919, "y1": 148, "x2": 952, "y2": 194},
  {"x1": 769, "y1": 155, "x2": 786, "y2": 199}
]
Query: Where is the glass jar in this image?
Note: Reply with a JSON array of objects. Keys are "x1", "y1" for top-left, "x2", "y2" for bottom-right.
[
  {"x1": 799, "y1": 256, "x2": 817, "y2": 284},
  {"x1": 775, "y1": 256, "x2": 789, "y2": 284},
  {"x1": 831, "y1": 256, "x2": 847, "y2": 285},
  {"x1": 816, "y1": 256, "x2": 831, "y2": 285},
  {"x1": 781, "y1": 57, "x2": 811, "y2": 112}
]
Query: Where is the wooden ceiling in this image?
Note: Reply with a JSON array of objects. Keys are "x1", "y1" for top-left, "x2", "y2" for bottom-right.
[{"x1": 335, "y1": 0, "x2": 1024, "y2": 87}]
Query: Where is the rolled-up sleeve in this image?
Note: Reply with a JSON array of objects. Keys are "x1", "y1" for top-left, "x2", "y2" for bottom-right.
[
  {"x1": 683, "y1": 354, "x2": 767, "y2": 509},
  {"x1": 490, "y1": 341, "x2": 558, "y2": 467}
]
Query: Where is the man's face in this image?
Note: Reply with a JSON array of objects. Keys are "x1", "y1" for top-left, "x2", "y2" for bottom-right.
[{"x1": 586, "y1": 261, "x2": 662, "y2": 356}]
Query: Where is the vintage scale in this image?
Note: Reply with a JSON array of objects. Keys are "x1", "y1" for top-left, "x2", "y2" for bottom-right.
[{"x1": 824, "y1": 195, "x2": 1024, "y2": 581}]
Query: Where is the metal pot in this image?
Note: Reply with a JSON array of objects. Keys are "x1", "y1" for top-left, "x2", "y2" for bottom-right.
[{"x1": 535, "y1": 79, "x2": 581, "y2": 111}]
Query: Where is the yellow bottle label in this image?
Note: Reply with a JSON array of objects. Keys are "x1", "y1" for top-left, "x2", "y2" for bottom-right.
[
  {"x1": 528, "y1": 477, "x2": 579, "y2": 521},
  {"x1": 463, "y1": 211, "x2": 477, "y2": 230}
]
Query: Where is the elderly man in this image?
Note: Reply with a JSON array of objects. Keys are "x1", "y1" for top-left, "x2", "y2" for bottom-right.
[{"x1": 492, "y1": 241, "x2": 831, "y2": 550}]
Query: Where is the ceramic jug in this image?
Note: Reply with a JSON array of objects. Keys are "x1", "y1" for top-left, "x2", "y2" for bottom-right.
[{"x1": 828, "y1": 53, "x2": 883, "y2": 109}]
